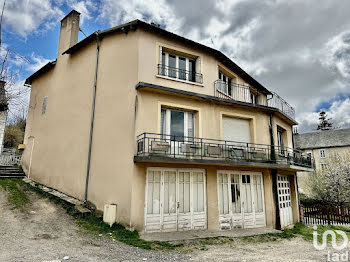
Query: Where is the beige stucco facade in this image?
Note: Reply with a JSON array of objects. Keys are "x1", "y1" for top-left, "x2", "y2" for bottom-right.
[
  {"x1": 297, "y1": 146, "x2": 350, "y2": 195},
  {"x1": 22, "y1": 11, "x2": 308, "y2": 232}
]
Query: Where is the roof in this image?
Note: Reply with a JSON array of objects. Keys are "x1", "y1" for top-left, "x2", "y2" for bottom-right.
[
  {"x1": 25, "y1": 60, "x2": 56, "y2": 85},
  {"x1": 25, "y1": 18, "x2": 272, "y2": 95},
  {"x1": 294, "y1": 128, "x2": 350, "y2": 150}
]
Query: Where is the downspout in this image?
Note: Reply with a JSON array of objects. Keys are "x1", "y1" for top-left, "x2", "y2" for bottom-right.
[
  {"x1": 84, "y1": 31, "x2": 101, "y2": 202},
  {"x1": 270, "y1": 113, "x2": 281, "y2": 230},
  {"x1": 291, "y1": 125, "x2": 301, "y2": 222}
]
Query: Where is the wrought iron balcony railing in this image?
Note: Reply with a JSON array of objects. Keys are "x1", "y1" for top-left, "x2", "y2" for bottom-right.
[
  {"x1": 136, "y1": 133, "x2": 314, "y2": 169},
  {"x1": 267, "y1": 92, "x2": 296, "y2": 120},
  {"x1": 214, "y1": 80, "x2": 296, "y2": 120},
  {"x1": 158, "y1": 64, "x2": 203, "y2": 84}
]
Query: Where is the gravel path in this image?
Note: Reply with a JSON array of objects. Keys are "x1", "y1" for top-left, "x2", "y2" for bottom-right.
[
  {"x1": 0, "y1": 185, "x2": 342, "y2": 262},
  {"x1": 0, "y1": 189, "x2": 190, "y2": 262}
]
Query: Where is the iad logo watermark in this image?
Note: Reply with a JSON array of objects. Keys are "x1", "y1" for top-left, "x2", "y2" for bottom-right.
[{"x1": 313, "y1": 226, "x2": 349, "y2": 261}]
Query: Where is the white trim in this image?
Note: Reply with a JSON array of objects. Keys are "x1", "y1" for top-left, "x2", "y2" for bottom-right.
[
  {"x1": 156, "y1": 74, "x2": 204, "y2": 86},
  {"x1": 145, "y1": 167, "x2": 206, "y2": 233}
]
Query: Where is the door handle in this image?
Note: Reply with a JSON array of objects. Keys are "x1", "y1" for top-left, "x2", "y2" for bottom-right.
[{"x1": 177, "y1": 202, "x2": 180, "y2": 209}]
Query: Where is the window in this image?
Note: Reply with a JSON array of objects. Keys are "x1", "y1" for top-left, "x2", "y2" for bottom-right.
[
  {"x1": 277, "y1": 128, "x2": 285, "y2": 155},
  {"x1": 320, "y1": 163, "x2": 327, "y2": 170},
  {"x1": 320, "y1": 149, "x2": 326, "y2": 158},
  {"x1": 42, "y1": 96, "x2": 48, "y2": 115},
  {"x1": 160, "y1": 51, "x2": 199, "y2": 83},
  {"x1": 161, "y1": 107, "x2": 195, "y2": 141},
  {"x1": 250, "y1": 92, "x2": 258, "y2": 104},
  {"x1": 218, "y1": 70, "x2": 233, "y2": 97}
]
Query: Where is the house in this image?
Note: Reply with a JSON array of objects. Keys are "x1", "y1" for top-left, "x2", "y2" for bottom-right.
[
  {"x1": 22, "y1": 10, "x2": 313, "y2": 233},
  {"x1": 294, "y1": 128, "x2": 350, "y2": 194}
]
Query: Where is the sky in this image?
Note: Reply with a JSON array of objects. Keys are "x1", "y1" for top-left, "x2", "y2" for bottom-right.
[{"x1": 2, "y1": 0, "x2": 350, "y2": 132}]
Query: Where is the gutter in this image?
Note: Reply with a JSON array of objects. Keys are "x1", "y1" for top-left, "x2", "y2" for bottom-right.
[{"x1": 84, "y1": 31, "x2": 101, "y2": 202}]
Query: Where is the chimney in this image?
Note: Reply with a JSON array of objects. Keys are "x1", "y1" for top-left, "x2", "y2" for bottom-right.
[{"x1": 57, "y1": 10, "x2": 80, "y2": 57}]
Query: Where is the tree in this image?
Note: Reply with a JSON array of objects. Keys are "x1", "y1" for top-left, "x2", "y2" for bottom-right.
[
  {"x1": 0, "y1": 0, "x2": 30, "y2": 116},
  {"x1": 3, "y1": 113, "x2": 26, "y2": 149},
  {"x1": 306, "y1": 153, "x2": 350, "y2": 205},
  {"x1": 317, "y1": 111, "x2": 333, "y2": 131}
]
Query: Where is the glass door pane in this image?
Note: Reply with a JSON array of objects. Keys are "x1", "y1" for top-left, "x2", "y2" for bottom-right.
[
  {"x1": 178, "y1": 172, "x2": 191, "y2": 213},
  {"x1": 218, "y1": 173, "x2": 229, "y2": 215},
  {"x1": 168, "y1": 54, "x2": 176, "y2": 78},
  {"x1": 171, "y1": 110, "x2": 184, "y2": 141},
  {"x1": 147, "y1": 171, "x2": 161, "y2": 214},
  {"x1": 231, "y1": 174, "x2": 241, "y2": 213},
  {"x1": 179, "y1": 57, "x2": 186, "y2": 80},
  {"x1": 163, "y1": 171, "x2": 177, "y2": 214}
]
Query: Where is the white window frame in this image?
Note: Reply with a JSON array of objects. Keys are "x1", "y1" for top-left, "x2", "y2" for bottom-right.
[
  {"x1": 161, "y1": 107, "x2": 195, "y2": 139},
  {"x1": 158, "y1": 47, "x2": 202, "y2": 86},
  {"x1": 319, "y1": 149, "x2": 326, "y2": 158}
]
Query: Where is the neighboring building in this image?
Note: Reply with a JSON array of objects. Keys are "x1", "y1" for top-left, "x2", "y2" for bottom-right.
[
  {"x1": 22, "y1": 10, "x2": 313, "y2": 233},
  {"x1": 294, "y1": 128, "x2": 350, "y2": 194}
]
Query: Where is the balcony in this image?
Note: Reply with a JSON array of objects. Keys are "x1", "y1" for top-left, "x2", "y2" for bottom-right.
[
  {"x1": 135, "y1": 133, "x2": 314, "y2": 170},
  {"x1": 158, "y1": 64, "x2": 203, "y2": 84},
  {"x1": 214, "y1": 80, "x2": 295, "y2": 120}
]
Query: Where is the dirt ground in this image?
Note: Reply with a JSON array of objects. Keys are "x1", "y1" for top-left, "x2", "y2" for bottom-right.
[{"x1": 0, "y1": 184, "x2": 339, "y2": 262}]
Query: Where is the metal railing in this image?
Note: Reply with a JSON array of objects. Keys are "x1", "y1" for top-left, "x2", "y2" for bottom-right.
[
  {"x1": 158, "y1": 64, "x2": 203, "y2": 84},
  {"x1": 214, "y1": 80, "x2": 266, "y2": 105},
  {"x1": 214, "y1": 80, "x2": 295, "y2": 120},
  {"x1": 136, "y1": 133, "x2": 314, "y2": 169},
  {"x1": 0, "y1": 153, "x2": 22, "y2": 166},
  {"x1": 267, "y1": 92, "x2": 295, "y2": 120}
]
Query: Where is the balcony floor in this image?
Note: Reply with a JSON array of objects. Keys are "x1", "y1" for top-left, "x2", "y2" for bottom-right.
[{"x1": 134, "y1": 155, "x2": 314, "y2": 172}]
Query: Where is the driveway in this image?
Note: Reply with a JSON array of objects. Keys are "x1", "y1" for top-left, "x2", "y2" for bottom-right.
[{"x1": 0, "y1": 182, "x2": 337, "y2": 261}]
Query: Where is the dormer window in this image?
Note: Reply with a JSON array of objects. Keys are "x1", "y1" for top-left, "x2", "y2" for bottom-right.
[{"x1": 158, "y1": 48, "x2": 202, "y2": 84}]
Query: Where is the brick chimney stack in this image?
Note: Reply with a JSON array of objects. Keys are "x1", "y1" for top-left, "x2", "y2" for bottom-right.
[{"x1": 57, "y1": 10, "x2": 80, "y2": 58}]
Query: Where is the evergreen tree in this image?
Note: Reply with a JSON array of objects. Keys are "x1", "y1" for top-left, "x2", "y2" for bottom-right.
[{"x1": 317, "y1": 111, "x2": 333, "y2": 130}]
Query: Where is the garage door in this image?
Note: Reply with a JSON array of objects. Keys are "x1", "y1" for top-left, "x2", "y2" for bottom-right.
[
  {"x1": 277, "y1": 175, "x2": 293, "y2": 228},
  {"x1": 218, "y1": 171, "x2": 266, "y2": 229},
  {"x1": 145, "y1": 168, "x2": 206, "y2": 232}
]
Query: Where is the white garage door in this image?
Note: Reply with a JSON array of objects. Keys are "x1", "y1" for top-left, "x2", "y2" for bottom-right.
[
  {"x1": 145, "y1": 168, "x2": 206, "y2": 232},
  {"x1": 217, "y1": 171, "x2": 266, "y2": 230},
  {"x1": 277, "y1": 175, "x2": 293, "y2": 228},
  {"x1": 222, "y1": 117, "x2": 251, "y2": 143}
]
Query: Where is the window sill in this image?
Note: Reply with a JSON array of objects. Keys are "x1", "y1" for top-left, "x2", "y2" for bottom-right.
[{"x1": 156, "y1": 75, "x2": 204, "y2": 87}]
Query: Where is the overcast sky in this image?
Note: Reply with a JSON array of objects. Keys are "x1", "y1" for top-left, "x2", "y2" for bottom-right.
[{"x1": 3, "y1": 0, "x2": 350, "y2": 132}]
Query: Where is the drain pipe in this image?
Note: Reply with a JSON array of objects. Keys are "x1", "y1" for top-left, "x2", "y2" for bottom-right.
[{"x1": 84, "y1": 31, "x2": 101, "y2": 202}]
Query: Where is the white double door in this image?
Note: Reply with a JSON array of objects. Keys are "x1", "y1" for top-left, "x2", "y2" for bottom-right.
[
  {"x1": 145, "y1": 168, "x2": 206, "y2": 232},
  {"x1": 218, "y1": 171, "x2": 266, "y2": 229},
  {"x1": 277, "y1": 175, "x2": 293, "y2": 228}
]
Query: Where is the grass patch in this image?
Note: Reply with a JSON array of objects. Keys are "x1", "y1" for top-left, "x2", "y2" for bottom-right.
[
  {"x1": 243, "y1": 223, "x2": 350, "y2": 244},
  {"x1": 0, "y1": 178, "x2": 29, "y2": 209}
]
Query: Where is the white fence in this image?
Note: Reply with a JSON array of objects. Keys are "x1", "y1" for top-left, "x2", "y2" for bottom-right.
[{"x1": 0, "y1": 153, "x2": 22, "y2": 166}]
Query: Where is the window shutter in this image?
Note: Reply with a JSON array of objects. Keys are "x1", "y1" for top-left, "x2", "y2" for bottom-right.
[{"x1": 222, "y1": 117, "x2": 250, "y2": 143}]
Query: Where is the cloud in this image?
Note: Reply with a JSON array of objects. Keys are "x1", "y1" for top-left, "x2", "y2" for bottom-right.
[
  {"x1": 3, "y1": 0, "x2": 64, "y2": 37},
  {"x1": 26, "y1": 54, "x2": 51, "y2": 73},
  {"x1": 99, "y1": 0, "x2": 182, "y2": 32},
  {"x1": 65, "y1": 0, "x2": 97, "y2": 24},
  {"x1": 298, "y1": 97, "x2": 350, "y2": 133}
]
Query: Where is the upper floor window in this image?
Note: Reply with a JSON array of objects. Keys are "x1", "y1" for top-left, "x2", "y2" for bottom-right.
[
  {"x1": 216, "y1": 70, "x2": 259, "y2": 105},
  {"x1": 320, "y1": 149, "x2": 326, "y2": 158},
  {"x1": 158, "y1": 49, "x2": 202, "y2": 83},
  {"x1": 320, "y1": 163, "x2": 327, "y2": 170}
]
